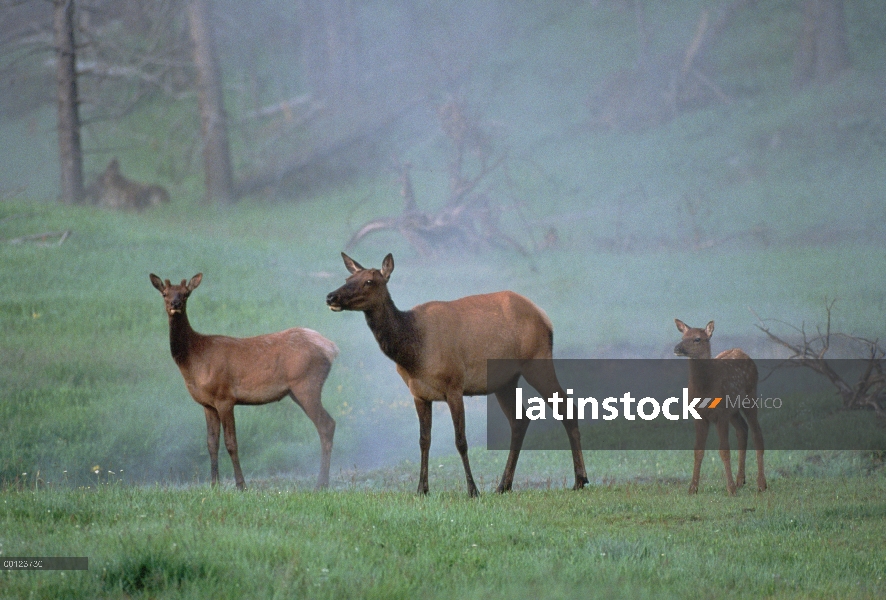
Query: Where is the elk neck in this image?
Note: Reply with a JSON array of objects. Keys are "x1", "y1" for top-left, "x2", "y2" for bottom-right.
[
  {"x1": 363, "y1": 294, "x2": 422, "y2": 373},
  {"x1": 168, "y1": 309, "x2": 204, "y2": 368},
  {"x1": 687, "y1": 353, "x2": 719, "y2": 390}
]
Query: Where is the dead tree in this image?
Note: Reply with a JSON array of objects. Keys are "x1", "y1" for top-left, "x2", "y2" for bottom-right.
[
  {"x1": 187, "y1": 0, "x2": 235, "y2": 204},
  {"x1": 754, "y1": 300, "x2": 886, "y2": 417},
  {"x1": 345, "y1": 96, "x2": 530, "y2": 258},
  {"x1": 53, "y1": 0, "x2": 84, "y2": 204},
  {"x1": 297, "y1": 0, "x2": 359, "y2": 105},
  {"x1": 589, "y1": 1, "x2": 753, "y2": 130},
  {"x1": 792, "y1": 0, "x2": 851, "y2": 88}
]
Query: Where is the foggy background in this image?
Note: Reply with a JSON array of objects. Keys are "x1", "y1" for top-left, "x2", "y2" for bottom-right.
[{"x1": 1, "y1": 0, "x2": 884, "y2": 486}]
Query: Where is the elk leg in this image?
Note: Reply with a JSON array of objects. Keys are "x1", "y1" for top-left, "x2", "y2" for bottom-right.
[
  {"x1": 289, "y1": 388, "x2": 336, "y2": 489},
  {"x1": 414, "y1": 398, "x2": 432, "y2": 495},
  {"x1": 744, "y1": 408, "x2": 767, "y2": 492},
  {"x1": 560, "y1": 414, "x2": 589, "y2": 490},
  {"x1": 219, "y1": 405, "x2": 246, "y2": 491},
  {"x1": 523, "y1": 364, "x2": 589, "y2": 489},
  {"x1": 203, "y1": 406, "x2": 221, "y2": 487},
  {"x1": 716, "y1": 419, "x2": 737, "y2": 495},
  {"x1": 690, "y1": 419, "x2": 710, "y2": 494},
  {"x1": 446, "y1": 390, "x2": 479, "y2": 498},
  {"x1": 493, "y1": 383, "x2": 530, "y2": 493},
  {"x1": 730, "y1": 411, "x2": 749, "y2": 488}
]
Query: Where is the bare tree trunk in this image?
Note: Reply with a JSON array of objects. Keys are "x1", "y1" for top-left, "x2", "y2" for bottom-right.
[
  {"x1": 186, "y1": 0, "x2": 234, "y2": 204},
  {"x1": 792, "y1": 0, "x2": 851, "y2": 88},
  {"x1": 298, "y1": 0, "x2": 358, "y2": 104},
  {"x1": 53, "y1": 0, "x2": 83, "y2": 204}
]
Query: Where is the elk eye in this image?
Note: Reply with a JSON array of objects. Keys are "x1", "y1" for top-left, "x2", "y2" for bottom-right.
[
  {"x1": 363, "y1": 280, "x2": 373, "y2": 287},
  {"x1": 694, "y1": 337, "x2": 701, "y2": 342}
]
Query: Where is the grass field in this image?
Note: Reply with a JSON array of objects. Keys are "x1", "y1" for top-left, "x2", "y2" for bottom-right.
[
  {"x1": 0, "y1": 197, "x2": 884, "y2": 598},
  {"x1": 2, "y1": 466, "x2": 884, "y2": 599},
  {"x1": 2, "y1": 1, "x2": 886, "y2": 597}
]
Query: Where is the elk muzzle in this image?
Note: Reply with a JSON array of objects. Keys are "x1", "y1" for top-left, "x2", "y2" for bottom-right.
[
  {"x1": 168, "y1": 295, "x2": 186, "y2": 315},
  {"x1": 326, "y1": 290, "x2": 344, "y2": 312}
]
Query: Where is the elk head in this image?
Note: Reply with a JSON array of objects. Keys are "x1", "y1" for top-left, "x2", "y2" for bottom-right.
[
  {"x1": 150, "y1": 273, "x2": 202, "y2": 317},
  {"x1": 674, "y1": 319, "x2": 714, "y2": 359},
  {"x1": 326, "y1": 253, "x2": 394, "y2": 313}
]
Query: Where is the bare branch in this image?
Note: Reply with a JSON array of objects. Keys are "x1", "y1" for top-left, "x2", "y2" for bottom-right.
[
  {"x1": 5, "y1": 229, "x2": 71, "y2": 246},
  {"x1": 753, "y1": 300, "x2": 886, "y2": 417},
  {"x1": 344, "y1": 94, "x2": 531, "y2": 260}
]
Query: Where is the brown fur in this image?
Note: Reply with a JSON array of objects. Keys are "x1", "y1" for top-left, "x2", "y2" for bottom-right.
[
  {"x1": 86, "y1": 158, "x2": 170, "y2": 211},
  {"x1": 674, "y1": 319, "x2": 766, "y2": 495},
  {"x1": 326, "y1": 252, "x2": 588, "y2": 497},
  {"x1": 150, "y1": 273, "x2": 336, "y2": 490}
]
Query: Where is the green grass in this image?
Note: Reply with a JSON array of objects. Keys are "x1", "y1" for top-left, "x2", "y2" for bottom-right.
[
  {"x1": 1, "y1": 468, "x2": 884, "y2": 599},
  {"x1": 2, "y1": 197, "x2": 883, "y2": 487}
]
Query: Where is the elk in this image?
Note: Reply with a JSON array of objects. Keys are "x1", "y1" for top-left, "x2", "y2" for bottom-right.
[
  {"x1": 86, "y1": 158, "x2": 170, "y2": 211},
  {"x1": 674, "y1": 319, "x2": 766, "y2": 495},
  {"x1": 325, "y1": 253, "x2": 588, "y2": 497},
  {"x1": 150, "y1": 273, "x2": 337, "y2": 490}
]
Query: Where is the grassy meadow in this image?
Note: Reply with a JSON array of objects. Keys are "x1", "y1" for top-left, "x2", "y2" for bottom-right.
[
  {"x1": 1, "y1": 472, "x2": 884, "y2": 599},
  {"x1": 2, "y1": 1, "x2": 886, "y2": 597}
]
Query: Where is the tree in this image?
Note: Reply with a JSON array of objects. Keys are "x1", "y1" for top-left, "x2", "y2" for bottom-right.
[
  {"x1": 792, "y1": 0, "x2": 851, "y2": 88},
  {"x1": 296, "y1": 0, "x2": 358, "y2": 106},
  {"x1": 186, "y1": 0, "x2": 234, "y2": 204},
  {"x1": 754, "y1": 301, "x2": 886, "y2": 418},
  {"x1": 52, "y1": 0, "x2": 83, "y2": 204}
]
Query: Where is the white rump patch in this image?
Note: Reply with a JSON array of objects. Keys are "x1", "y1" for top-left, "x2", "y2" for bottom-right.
[{"x1": 298, "y1": 328, "x2": 339, "y2": 362}]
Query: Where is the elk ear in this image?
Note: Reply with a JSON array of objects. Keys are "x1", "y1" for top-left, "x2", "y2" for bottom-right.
[
  {"x1": 187, "y1": 273, "x2": 203, "y2": 291},
  {"x1": 381, "y1": 253, "x2": 394, "y2": 280},
  {"x1": 149, "y1": 273, "x2": 165, "y2": 292},
  {"x1": 675, "y1": 318, "x2": 689, "y2": 333},
  {"x1": 342, "y1": 252, "x2": 363, "y2": 274},
  {"x1": 705, "y1": 321, "x2": 715, "y2": 337}
]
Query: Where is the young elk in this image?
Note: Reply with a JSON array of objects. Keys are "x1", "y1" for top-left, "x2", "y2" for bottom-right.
[
  {"x1": 150, "y1": 273, "x2": 337, "y2": 490},
  {"x1": 674, "y1": 319, "x2": 766, "y2": 495},
  {"x1": 326, "y1": 253, "x2": 589, "y2": 497}
]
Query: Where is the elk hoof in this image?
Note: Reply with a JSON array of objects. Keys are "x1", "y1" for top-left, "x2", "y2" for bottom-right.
[{"x1": 688, "y1": 484, "x2": 698, "y2": 495}]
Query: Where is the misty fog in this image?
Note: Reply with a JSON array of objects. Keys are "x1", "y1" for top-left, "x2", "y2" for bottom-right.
[{"x1": 1, "y1": 0, "x2": 884, "y2": 486}]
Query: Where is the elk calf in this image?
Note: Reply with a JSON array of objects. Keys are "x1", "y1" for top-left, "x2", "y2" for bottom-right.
[
  {"x1": 150, "y1": 273, "x2": 337, "y2": 489},
  {"x1": 87, "y1": 158, "x2": 170, "y2": 211},
  {"x1": 326, "y1": 253, "x2": 588, "y2": 497},
  {"x1": 674, "y1": 319, "x2": 766, "y2": 495}
]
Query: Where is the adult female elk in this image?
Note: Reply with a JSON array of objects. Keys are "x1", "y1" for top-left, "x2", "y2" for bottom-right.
[
  {"x1": 326, "y1": 253, "x2": 589, "y2": 497},
  {"x1": 150, "y1": 273, "x2": 337, "y2": 490},
  {"x1": 674, "y1": 319, "x2": 766, "y2": 495}
]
